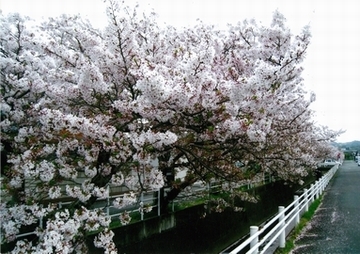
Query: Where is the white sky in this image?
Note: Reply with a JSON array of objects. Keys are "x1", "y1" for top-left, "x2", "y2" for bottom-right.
[{"x1": 1, "y1": 0, "x2": 359, "y2": 143}]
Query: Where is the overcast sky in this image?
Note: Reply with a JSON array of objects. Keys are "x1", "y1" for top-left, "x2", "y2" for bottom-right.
[{"x1": 1, "y1": 0, "x2": 359, "y2": 143}]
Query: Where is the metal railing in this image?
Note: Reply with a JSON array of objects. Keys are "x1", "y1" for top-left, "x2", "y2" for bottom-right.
[
  {"x1": 221, "y1": 165, "x2": 338, "y2": 254},
  {"x1": 13, "y1": 174, "x2": 275, "y2": 239}
]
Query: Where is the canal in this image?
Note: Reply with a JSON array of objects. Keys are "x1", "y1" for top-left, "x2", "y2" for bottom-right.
[{"x1": 115, "y1": 180, "x2": 311, "y2": 254}]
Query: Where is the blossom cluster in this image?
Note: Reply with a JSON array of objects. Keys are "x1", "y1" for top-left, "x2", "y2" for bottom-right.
[{"x1": 0, "y1": 3, "x2": 343, "y2": 253}]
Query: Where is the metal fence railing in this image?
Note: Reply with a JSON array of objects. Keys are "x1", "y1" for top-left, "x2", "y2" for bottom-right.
[
  {"x1": 13, "y1": 173, "x2": 277, "y2": 239},
  {"x1": 220, "y1": 165, "x2": 338, "y2": 254}
]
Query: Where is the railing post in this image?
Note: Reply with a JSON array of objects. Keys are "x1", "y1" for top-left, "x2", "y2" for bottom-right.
[
  {"x1": 263, "y1": 173, "x2": 265, "y2": 185},
  {"x1": 310, "y1": 184, "x2": 314, "y2": 203},
  {"x1": 141, "y1": 192, "x2": 144, "y2": 220},
  {"x1": 324, "y1": 173, "x2": 328, "y2": 188},
  {"x1": 304, "y1": 188, "x2": 309, "y2": 212},
  {"x1": 250, "y1": 226, "x2": 259, "y2": 254},
  {"x1": 158, "y1": 189, "x2": 161, "y2": 216},
  {"x1": 324, "y1": 174, "x2": 329, "y2": 188},
  {"x1": 107, "y1": 185, "x2": 110, "y2": 216},
  {"x1": 319, "y1": 177, "x2": 324, "y2": 195},
  {"x1": 294, "y1": 195, "x2": 300, "y2": 225},
  {"x1": 278, "y1": 206, "x2": 286, "y2": 248},
  {"x1": 315, "y1": 181, "x2": 320, "y2": 199}
]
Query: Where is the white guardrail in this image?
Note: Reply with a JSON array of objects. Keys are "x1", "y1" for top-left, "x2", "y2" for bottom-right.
[{"x1": 221, "y1": 165, "x2": 338, "y2": 254}]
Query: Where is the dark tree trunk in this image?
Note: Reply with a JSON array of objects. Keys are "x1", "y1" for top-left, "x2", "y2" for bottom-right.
[{"x1": 160, "y1": 178, "x2": 198, "y2": 214}]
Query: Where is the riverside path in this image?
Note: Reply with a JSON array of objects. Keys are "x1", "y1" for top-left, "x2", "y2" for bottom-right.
[{"x1": 292, "y1": 160, "x2": 360, "y2": 254}]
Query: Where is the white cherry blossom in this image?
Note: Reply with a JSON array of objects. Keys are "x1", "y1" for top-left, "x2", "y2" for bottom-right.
[{"x1": 0, "y1": 3, "x2": 343, "y2": 252}]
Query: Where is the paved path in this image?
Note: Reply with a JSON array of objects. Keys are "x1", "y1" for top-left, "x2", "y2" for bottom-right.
[{"x1": 292, "y1": 160, "x2": 360, "y2": 254}]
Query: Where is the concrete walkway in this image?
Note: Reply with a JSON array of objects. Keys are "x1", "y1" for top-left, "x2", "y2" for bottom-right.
[{"x1": 292, "y1": 160, "x2": 360, "y2": 254}]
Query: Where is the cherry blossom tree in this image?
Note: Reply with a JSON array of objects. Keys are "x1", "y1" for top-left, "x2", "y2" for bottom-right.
[{"x1": 1, "y1": 1, "x2": 342, "y2": 252}]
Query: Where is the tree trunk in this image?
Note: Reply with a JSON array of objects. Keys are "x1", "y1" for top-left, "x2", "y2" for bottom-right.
[{"x1": 160, "y1": 178, "x2": 198, "y2": 213}]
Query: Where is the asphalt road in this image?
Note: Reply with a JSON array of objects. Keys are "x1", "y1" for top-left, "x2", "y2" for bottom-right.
[{"x1": 292, "y1": 160, "x2": 360, "y2": 254}]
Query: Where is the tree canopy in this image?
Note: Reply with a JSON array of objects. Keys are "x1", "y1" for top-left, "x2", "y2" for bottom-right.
[{"x1": 0, "y1": 1, "x2": 342, "y2": 252}]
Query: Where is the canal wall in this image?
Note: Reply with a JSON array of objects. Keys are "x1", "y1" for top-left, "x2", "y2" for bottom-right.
[{"x1": 94, "y1": 177, "x2": 317, "y2": 254}]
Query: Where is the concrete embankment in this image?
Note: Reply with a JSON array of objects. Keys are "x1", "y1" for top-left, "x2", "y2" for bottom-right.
[{"x1": 88, "y1": 176, "x2": 317, "y2": 253}]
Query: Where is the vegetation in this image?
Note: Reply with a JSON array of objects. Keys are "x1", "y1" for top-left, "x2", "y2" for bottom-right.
[
  {"x1": 334, "y1": 140, "x2": 360, "y2": 160},
  {"x1": 1, "y1": 0, "x2": 341, "y2": 252},
  {"x1": 336, "y1": 140, "x2": 360, "y2": 151}
]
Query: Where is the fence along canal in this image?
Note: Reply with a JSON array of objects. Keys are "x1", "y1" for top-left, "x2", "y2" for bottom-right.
[
  {"x1": 220, "y1": 164, "x2": 338, "y2": 254},
  {"x1": 14, "y1": 173, "x2": 275, "y2": 239}
]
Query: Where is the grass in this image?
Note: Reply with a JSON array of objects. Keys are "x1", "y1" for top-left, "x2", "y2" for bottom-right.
[
  {"x1": 275, "y1": 196, "x2": 322, "y2": 254},
  {"x1": 172, "y1": 196, "x2": 207, "y2": 211}
]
